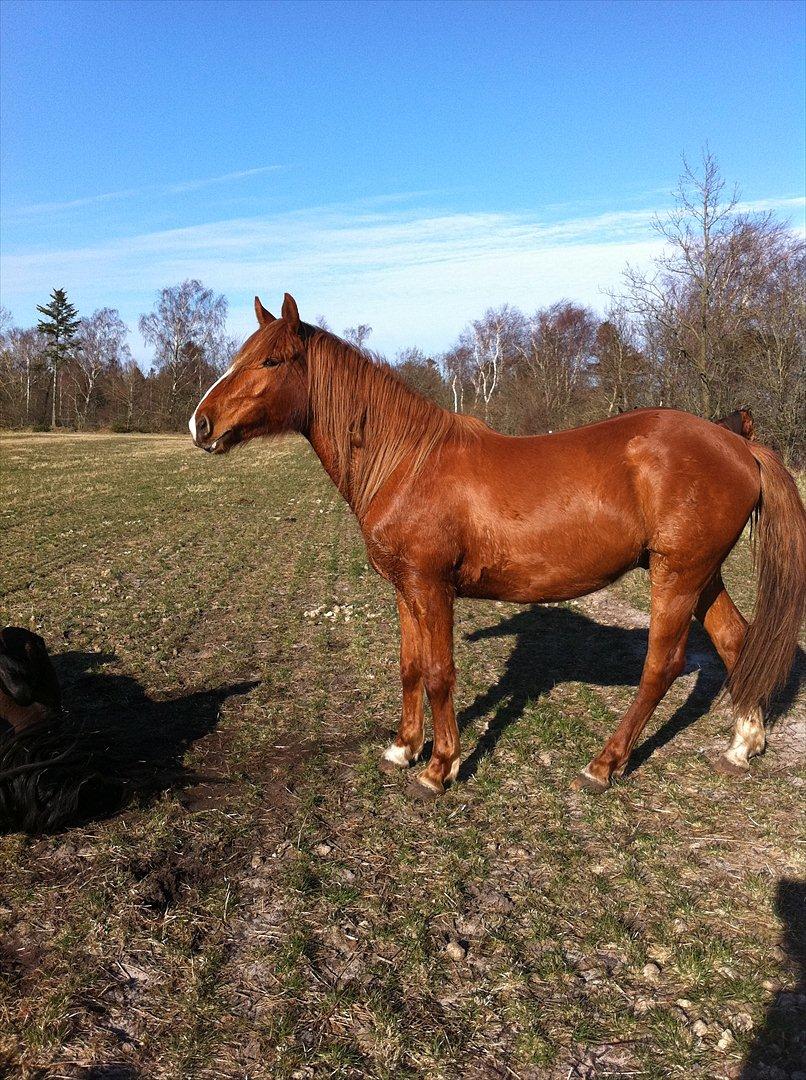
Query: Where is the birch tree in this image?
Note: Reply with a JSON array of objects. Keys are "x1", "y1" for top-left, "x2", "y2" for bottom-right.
[
  {"x1": 73, "y1": 308, "x2": 132, "y2": 428},
  {"x1": 139, "y1": 280, "x2": 228, "y2": 427}
]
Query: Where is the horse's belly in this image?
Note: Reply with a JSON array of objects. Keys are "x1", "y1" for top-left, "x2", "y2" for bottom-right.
[{"x1": 455, "y1": 529, "x2": 642, "y2": 603}]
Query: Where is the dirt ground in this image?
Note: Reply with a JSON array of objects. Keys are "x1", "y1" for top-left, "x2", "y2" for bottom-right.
[{"x1": 1, "y1": 432, "x2": 804, "y2": 1080}]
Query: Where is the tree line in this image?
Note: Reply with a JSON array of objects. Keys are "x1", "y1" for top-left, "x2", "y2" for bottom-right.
[
  {"x1": 1, "y1": 154, "x2": 803, "y2": 462},
  {"x1": 0, "y1": 280, "x2": 237, "y2": 435}
]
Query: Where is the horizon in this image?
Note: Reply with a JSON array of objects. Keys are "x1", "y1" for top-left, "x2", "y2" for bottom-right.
[{"x1": 2, "y1": 0, "x2": 804, "y2": 365}]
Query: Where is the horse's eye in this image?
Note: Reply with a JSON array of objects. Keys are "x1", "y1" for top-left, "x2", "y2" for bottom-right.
[{"x1": 263, "y1": 358, "x2": 281, "y2": 368}]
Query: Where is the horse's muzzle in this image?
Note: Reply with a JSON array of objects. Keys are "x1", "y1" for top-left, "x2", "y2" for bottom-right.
[
  {"x1": 191, "y1": 412, "x2": 225, "y2": 452},
  {"x1": 192, "y1": 417, "x2": 233, "y2": 454},
  {"x1": 194, "y1": 412, "x2": 212, "y2": 444}
]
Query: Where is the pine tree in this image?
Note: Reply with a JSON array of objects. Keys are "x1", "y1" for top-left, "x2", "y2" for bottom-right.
[{"x1": 36, "y1": 287, "x2": 80, "y2": 428}]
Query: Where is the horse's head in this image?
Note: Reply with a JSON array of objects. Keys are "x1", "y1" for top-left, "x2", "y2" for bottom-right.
[
  {"x1": 0, "y1": 627, "x2": 62, "y2": 732},
  {"x1": 190, "y1": 293, "x2": 309, "y2": 454}
]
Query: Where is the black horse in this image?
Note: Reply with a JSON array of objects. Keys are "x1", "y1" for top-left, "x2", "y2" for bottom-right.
[
  {"x1": 0, "y1": 631, "x2": 254, "y2": 834},
  {"x1": 0, "y1": 626, "x2": 62, "y2": 734}
]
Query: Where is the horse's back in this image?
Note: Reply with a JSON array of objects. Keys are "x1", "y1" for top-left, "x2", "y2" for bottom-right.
[
  {"x1": 478, "y1": 408, "x2": 759, "y2": 495},
  {"x1": 522, "y1": 408, "x2": 761, "y2": 563},
  {"x1": 451, "y1": 408, "x2": 761, "y2": 577}
]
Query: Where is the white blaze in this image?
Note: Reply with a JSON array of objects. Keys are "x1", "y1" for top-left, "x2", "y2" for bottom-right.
[{"x1": 189, "y1": 365, "x2": 236, "y2": 440}]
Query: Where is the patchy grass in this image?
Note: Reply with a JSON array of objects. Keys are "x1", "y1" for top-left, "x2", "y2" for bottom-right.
[{"x1": 0, "y1": 432, "x2": 803, "y2": 1080}]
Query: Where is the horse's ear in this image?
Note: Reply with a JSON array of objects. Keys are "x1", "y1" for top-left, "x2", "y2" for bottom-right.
[
  {"x1": 282, "y1": 293, "x2": 300, "y2": 332},
  {"x1": 254, "y1": 297, "x2": 275, "y2": 327}
]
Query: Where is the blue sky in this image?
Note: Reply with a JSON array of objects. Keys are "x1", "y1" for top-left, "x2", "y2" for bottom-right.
[{"x1": 1, "y1": 0, "x2": 804, "y2": 363}]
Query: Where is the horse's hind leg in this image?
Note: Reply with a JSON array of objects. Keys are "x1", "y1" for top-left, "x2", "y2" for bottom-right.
[
  {"x1": 695, "y1": 573, "x2": 765, "y2": 774},
  {"x1": 572, "y1": 562, "x2": 705, "y2": 792}
]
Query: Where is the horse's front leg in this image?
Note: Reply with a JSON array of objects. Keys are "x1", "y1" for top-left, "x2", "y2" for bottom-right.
[
  {"x1": 380, "y1": 591, "x2": 425, "y2": 771},
  {"x1": 404, "y1": 580, "x2": 459, "y2": 798}
]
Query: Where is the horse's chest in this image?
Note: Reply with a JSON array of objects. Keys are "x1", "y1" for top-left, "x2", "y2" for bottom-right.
[{"x1": 363, "y1": 535, "x2": 409, "y2": 589}]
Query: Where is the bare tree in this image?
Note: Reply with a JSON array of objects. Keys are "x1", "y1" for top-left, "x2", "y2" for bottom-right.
[
  {"x1": 139, "y1": 280, "x2": 228, "y2": 427},
  {"x1": 621, "y1": 150, "x2": 782, "y2": 417},
  {"x1": 72, "y1": 309, "x2": 132, "y2": 428},
  {"x1": 109, "y1": 357, "x2": 148, "y2": 430},
  {"x1": 343, "y1": 324, "x2": 372, "y2": 349},
  {"x1": 513, "y1": 302, "x2": 597, "y2": 430},
  {"x1": 592, "y1": 305, "x2": 647, "y2": 415},
  {"x1": 394, "y1": 347, "x2": 449, "y2": 406},
  {"x1": 0, "y1": 325, "x2": 47, "y2": 426},
  {"x1": 736, "y1": 232, "x2": 805, "y2": 463},
  {"x1": 444, "y1": 306, "x2": 522, "y2": 421}
]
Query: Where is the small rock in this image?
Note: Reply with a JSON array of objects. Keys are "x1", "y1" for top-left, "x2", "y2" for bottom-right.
[
  {"x1": 642, "y1": 961, "x2": 662, "y2": 982},
  {"x1": 732, "y1": 1012, "x2": 753, "y2": 1033},
  {"x1": 717, "y1": 1029, "x2": 735, "y2": 1051},
  {"x1": 313, "y1": 842, "x2": 332, "y2": 857},
  {"x1": 455, "y1": 915, "x2": 485, "y2": 938},
  {"x1": 538, "y1": 751, "x2": 553, "y2": 766},
  {"x1": 633, "y1": 997, "x2": 652, "y2": 1015},
  {"x1": 445, "y1": 939, "x2": 467, "y2": 962},
  {"x1": 481, "y1": 890, "x2": 514, "y2": 914},
  {"x1": 675, "y1": 998, "x2": 693, "y2": 1010},
  {"x1": 692, "y1": 1019, "x2": 709, "y2": 1038},
  {"x1": 648, "y1": 945, "x2": 671, "y2": 963}
]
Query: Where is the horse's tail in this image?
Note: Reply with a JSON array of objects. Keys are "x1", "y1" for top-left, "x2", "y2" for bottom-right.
[{"x1": 726, "y1": 444, "x2": 806, "y2": 715}]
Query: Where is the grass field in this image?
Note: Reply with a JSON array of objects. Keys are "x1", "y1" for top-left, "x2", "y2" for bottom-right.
[{"x1": 1, "y1": 432, "x2": 804, "y2": 1080}]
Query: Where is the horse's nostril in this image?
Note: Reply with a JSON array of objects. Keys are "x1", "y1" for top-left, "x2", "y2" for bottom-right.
[{"x1": 196, "y1": 413, "x2": 211, "y2": 440}]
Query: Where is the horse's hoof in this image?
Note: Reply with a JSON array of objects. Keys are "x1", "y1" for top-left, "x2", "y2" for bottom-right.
[
  {"x1": 379, "y1": 743, "x2": 414, "y2": 774},
  {"x1": 714, "y1": 754, "x2": 750, "y2": 777},
  {"x1": 378, "y1": 757, "x2": 400, "y2": 775},
  {"x1": 570, "y1": 769, "x2": 610, "y2": 794},
  {"x1": 406, "y1": 775, "x2": 443, "y2": 801}
]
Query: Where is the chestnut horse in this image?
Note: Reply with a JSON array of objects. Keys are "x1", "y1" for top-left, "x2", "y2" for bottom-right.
[{"x1": 190, "y1": 294, "x2": 805, "y2": 798}]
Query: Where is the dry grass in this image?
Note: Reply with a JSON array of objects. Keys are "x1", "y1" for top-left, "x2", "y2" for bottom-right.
[{"x1": 0, "y1": 432, "x2": 803, "y2": 1080}]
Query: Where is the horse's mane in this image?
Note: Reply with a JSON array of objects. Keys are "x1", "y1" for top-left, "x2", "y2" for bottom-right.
[{"x1": 305, "y1": 328, "x2": 477, "y2": 519}]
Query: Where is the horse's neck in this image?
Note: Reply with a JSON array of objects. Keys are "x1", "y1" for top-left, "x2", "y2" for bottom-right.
[
  {"x1": 305, "y1": 420, "x2": 352, "y2": 505},
  {"x1": 302, "y1": 344, "x2": 443, "y2": 519}
]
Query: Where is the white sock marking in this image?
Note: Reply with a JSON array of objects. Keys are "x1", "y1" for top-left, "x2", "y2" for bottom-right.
[
  {"x1": 383, "y1": 743, "x2": 412, "y2": 767},
  {"x1": 724, "y1": 708, "x2": 766, "y2": 766}
]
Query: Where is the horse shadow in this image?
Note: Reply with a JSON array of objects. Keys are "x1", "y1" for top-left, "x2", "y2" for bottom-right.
[
  {"x1": 453, "y1": 604, "x2": 803, "y2": 782},
  {"x1": 0, "y1": 649, "x2": 256, "y2": 834},
  {"x1": 741, "y1": 878, "x2": 806, "y2": 1077}
]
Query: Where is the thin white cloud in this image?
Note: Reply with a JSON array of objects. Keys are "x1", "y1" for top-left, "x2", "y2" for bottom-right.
[
  {"x1": 164, "y1": 166, "x2": 284, "y2": 195},
  {"x1": 2, "y1": 194, "x2": 803, "y2": 359},
  {"x1": 6, "y1": 165, "x2": 284, "y2": 217}
]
